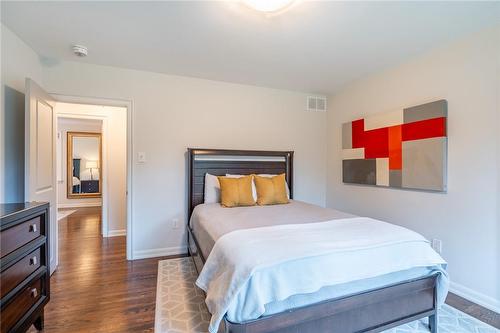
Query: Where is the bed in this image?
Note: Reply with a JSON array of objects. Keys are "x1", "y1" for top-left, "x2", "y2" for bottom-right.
[{"x1": 187, "y1": 148, "x2": 448, "y2": 333}]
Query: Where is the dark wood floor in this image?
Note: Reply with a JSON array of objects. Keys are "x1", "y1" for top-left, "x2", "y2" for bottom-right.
[
  {"x1": 28, "y1": 207, "x2": 498, "y2": 332},
  {"x1": 446, "y1": 292, "x2": 499, "y2": 328},
  {"x1": 28, "y1": 207, "x2": 183, "y2": 333}
]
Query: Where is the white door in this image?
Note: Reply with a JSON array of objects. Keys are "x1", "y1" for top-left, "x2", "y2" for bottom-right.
[{"x1": 25, "y1": 78, "x2": 58, "y2": 274}]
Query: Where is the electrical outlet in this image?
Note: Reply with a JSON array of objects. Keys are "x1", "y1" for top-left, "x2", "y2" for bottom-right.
[
  {"x1": 432, "y1": 239, "x2": 442, "y2": 254},
  {"x1": 172, "y1": 218, "x2": 179, "y2": 229}
]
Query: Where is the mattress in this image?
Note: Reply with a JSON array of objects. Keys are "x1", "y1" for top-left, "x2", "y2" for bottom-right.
[{"x1": 190, "y1": 200, "x2": 355, "y2": 259}]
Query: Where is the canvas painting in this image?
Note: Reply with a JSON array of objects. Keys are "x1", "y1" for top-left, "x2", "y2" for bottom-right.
[{"x1": 342, "y1": 100, "x2": 447, "y2": 191}]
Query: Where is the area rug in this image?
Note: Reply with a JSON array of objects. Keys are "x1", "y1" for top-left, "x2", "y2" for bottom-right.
[
  {"x1": 155, "y1": 258, "x2": 499, "y2": 333},
  {"x1": 57, "y1": 209, "x2": 77, "y2": 221}
]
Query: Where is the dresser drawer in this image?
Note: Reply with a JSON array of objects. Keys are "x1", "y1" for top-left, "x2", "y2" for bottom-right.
[
  {"x1": 1, "y1": 247, "x2": 42, "y2": 298},
  {"x1": 0, "y1": 216, "x2": 41, "y2": 258},
  {"x1": 1, "y1": 277, "x2": 42, "y2": 333}
]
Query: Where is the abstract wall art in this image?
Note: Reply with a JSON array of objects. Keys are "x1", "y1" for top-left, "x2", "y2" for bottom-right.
[{"x1": 342, "y1": 100, "x2": 447, "y2": 191}]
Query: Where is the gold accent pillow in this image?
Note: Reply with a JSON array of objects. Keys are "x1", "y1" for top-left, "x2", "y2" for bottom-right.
[
  {"x1": 217, "y1": 175, "x2": 256, "y2": 207},
  {"x1": 254, "y1": 173, "x2": 289, "y2": 205}
]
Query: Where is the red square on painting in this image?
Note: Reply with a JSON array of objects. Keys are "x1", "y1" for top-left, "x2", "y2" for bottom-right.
[
  {"x1": 402, "y1": 117, "x2": 446, "y2": 141},
  {"x1": 364, "y1": 127, "x2": 389, "y2": 158},
  {"x1": 351, "y1": 119, "x2": 365, "y2": 148}
]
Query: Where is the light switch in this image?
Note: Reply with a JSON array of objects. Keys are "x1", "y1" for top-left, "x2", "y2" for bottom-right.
[{"x1": 137, "y1": 152, "x2": 146, "y2": 163}]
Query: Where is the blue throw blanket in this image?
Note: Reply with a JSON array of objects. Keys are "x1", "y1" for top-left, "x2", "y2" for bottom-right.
[{"x1": 196, "y1": 217, "x2": 449, "y2": 333}]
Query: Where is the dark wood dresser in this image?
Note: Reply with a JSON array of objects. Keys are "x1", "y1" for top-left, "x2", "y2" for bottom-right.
[
  {"x1": 80, "y1": 180, "x2": 99, "y2": 193},
  {"x1": 0, "y1": 202, "x2": 50, "y2": 333}
]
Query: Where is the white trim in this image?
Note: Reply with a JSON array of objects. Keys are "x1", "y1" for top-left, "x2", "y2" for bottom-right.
[
  {"x1": 52, "y1": 93, "x2": 134, "y2": 261},
  {"x1": 133, "y1": 246, "x2": 187, "y2": 260},
  {"x1": 449, "y1": 281, "x2": 500, "y2": 313},
  {"x1": 58, "y1": 202, "x2": 102, "y2": 208},
  {"x1": 107, "y1": 229, "x2": 126, "y2": 237}
]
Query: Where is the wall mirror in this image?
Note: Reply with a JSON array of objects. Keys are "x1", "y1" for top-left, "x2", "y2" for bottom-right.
[{"x1": 67, "y1": 132, "x2": 102, "y2": 198}]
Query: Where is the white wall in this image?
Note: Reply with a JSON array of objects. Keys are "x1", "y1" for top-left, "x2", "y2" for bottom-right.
[
  {"x1": 56, "y1": 103, "x2": 127, "y2": 235},
  {"x1": 1, "y1": 24, "x2": 42, "y2": 202},
  {"x1": 327, "y1": 26, "x2": 500, "y2": 311},
  {"x1": 57, "y1": 117, "x2": 102, "y2": 208},
  {"x1": 42, "y1": 62, "x2": 327, "y2": 258}
]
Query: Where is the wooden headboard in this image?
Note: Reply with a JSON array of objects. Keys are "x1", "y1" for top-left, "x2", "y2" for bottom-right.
[{"x1": 188, "y1": 148, "x2": 294, "y2": 217}]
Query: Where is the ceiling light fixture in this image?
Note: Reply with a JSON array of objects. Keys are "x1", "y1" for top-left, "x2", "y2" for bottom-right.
[
  {"x1": 72, "y1": 44, "x2": 88, "y2": 57},
  {"x1": 241, "y1": 0, "x2": 296, "y2": 13}
]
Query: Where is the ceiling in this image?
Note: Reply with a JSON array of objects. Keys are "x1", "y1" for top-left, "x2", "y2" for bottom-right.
[{"x1": 2, "y1": 1, "x2": 499, "y2": 94}]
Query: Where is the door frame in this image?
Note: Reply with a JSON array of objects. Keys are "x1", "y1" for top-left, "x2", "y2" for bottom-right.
[{"x1": 51, "y1": 93, "x2": 134, "y2": 261}]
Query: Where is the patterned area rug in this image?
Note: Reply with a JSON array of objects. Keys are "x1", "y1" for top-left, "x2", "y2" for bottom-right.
[{"x1": 155, "y1": 258, "x2": 499, "y2": 333}]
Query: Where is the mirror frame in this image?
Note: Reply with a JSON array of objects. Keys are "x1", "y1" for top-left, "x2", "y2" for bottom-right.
[{"x1": 67, "y1": 131, "x2": 102, "y2": 199}]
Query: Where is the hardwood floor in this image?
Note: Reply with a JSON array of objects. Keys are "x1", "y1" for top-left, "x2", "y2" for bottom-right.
[
  {"x1": 28, "y1": 207, "x2": 185, "y2": 333},
  {"x1": 446, "y1": 292, "x2": 500, "y2": 329},
  {"x1": 27, "y1": 207, "x2": 498, "y2": 332}
]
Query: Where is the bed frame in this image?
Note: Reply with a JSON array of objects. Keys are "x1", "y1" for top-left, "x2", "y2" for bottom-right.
[{"x1": 187, "y1": 148, "x2": 438, "y2": 333}]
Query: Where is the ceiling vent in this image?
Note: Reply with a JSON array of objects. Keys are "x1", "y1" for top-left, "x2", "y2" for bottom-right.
[{"x1": 307, "y1": 96, "x2": 327, "y2": 112}]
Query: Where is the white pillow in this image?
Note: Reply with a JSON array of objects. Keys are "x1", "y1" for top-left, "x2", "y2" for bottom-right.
[
  {"x1": 225, "y1": 174, "x2": 257, "y2": 201},
  {"x1": 204, "y1": 173, "x2": 220, "y2": 204},
  {"x1": 225, "y1": 174, "x2": 291, "y2": 200}
]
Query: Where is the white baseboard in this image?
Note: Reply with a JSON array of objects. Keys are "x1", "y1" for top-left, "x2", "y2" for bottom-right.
[
  {"x1": 450, "y1": 281, "x2": 500, "y2": 313},
  {"x1": 133, "y1": 246, "x2": 187, "y2": 260},
  {"x1": 106, "y1": 229, "x2": 126, "y2": 237},
  {"x1": 58, "y1": 202, "x2": 102, "y2": 209}
]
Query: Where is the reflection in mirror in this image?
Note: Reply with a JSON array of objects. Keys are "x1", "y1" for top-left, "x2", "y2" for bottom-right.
[{"x1": 67, "y1": 132, "x2": 102, "y2": 198}]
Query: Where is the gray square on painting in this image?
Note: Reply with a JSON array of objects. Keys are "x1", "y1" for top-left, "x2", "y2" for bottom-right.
[
  {"x1": 402, "y1": 137, "x2": 447, "y2": 191},
  {"x1": 343, "y1": 159, "x2": 376, "y2": 185},
  {"x1": 342, "y1": 122, "x2": 352, "y2": 149},
  {"x1": 403, "y1": 100, "x2": 447, "y2": 123},
  {"x1": 389, "y1": 170, "x2": 402, "y2": 188}
]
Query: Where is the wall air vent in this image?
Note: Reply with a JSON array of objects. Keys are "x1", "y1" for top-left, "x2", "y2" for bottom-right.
[{"x1": 307, "y1": 96, "x2": 327, "y2": 112}]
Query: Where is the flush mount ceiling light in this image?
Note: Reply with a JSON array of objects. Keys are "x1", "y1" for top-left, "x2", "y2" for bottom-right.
[
  {"x1": 241, "y1": 0, "x2": 296, "y2": 14},
  {"x1": 72, "y1": 44, "x2": 88, "y2": 57}
]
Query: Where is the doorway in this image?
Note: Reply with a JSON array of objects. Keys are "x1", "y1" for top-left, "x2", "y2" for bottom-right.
[
  {"x1": 24, "y1": 79, "x2": 133, "y2": 275},
  {"x1": 54, "y1": 102, "x2": 127, "y2": 270}
]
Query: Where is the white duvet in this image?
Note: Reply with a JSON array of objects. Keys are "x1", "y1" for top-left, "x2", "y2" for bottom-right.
[{"x1": 196, "y1": 217, "x2": 449, "y2": 333}]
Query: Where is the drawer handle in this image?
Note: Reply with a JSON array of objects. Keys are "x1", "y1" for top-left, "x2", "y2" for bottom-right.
[
  {"x1": 29, "y1": 256, "x2": 38, "y2": 266},
  {"x1": 30, "y1": 288, "x2": 38, "y2": 298},
  {"x1": 29, "y1": 224, "x2": 38, "y2": 233}
]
